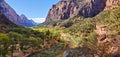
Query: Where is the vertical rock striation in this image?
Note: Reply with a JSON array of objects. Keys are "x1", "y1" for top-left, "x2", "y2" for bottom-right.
[{"x1": 46, "y1": 0, "x2": 120, "y2": 22}]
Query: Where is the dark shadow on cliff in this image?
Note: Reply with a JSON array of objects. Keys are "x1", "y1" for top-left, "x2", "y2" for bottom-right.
[{"x1": 79, "y1": 0, "x2": 107, "y2": 18}]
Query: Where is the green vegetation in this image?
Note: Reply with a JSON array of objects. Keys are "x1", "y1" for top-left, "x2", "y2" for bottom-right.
[
  {"x1": 36, "y1": 7, "x2": 120, "y2": 57},
  {"x1": 0, "y1": 33, "x2": 10, "y2": 57},
  {"x1": 29, "y1": 42, "x2": 64, "y2": 57},
  {"x1": 0, "y1": 27, "x2": 61, "y2": 57},
  {"x1": 0, "y1": 6, "x2": 120, "y2": 57}
]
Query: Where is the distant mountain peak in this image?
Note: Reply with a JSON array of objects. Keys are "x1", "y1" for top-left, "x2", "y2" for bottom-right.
[
  {"x1": 20, "y1": 14, "x2": 37, "y2": 27},
  {"x1": 0, "y1": 0, "x2": 37, "y2": 27},
  {"x1": 21, "y1": 14, "x2": 26, "y2": 17},
  {"x1": 20, "y1": 14, "x2": 28, "y2": 20}
]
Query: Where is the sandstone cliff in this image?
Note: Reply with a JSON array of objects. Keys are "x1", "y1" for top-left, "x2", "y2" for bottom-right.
[
  {"x1": 105, "y1": 0, "x2": 120, "y2": 10},
  {"x1": 46, "y1": 0, "x2": 120, "y2": 22}
]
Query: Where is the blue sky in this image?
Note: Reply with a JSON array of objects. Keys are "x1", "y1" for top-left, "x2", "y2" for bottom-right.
[{"x1": 5, "y1": 0, "x2": 59, "y2": 23}]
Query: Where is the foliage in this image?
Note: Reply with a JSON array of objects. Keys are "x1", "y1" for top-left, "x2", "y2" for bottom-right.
[
  {"x1": 0, "y1": 27, "x2": 61, "y2": 56},
  {"x1": 29, "y1": 43, "x2": 64, "y2": 57},
  {"x1": 38, "y1": 7, "x2": 120, "y2": 57},
  {"x1": 0, "y1": 33, "x2": 10, "y2": 57},
  {"x1": 0, "y1": 6, "x2": 120, "y2": 57}
]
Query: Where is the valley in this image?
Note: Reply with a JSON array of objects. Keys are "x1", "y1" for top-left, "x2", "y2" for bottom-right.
[{"x1": 0, "y1": 0, "x2": 120, "y2": 57}]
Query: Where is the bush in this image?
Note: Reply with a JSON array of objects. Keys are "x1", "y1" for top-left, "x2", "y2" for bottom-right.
[{"x1": 0, "y1": 33, "x2": 10, "y2": 57}]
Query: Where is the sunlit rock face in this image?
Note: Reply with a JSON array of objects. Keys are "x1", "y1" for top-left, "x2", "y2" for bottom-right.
[
  {"x1": 105, "y1": 0, "x2": 120, "y2": 10},
  {"x1": 0, "y1": 0, "x2": 37, "y2": 27},
  {"x1": 46, "y1": 0, "x2": 119, "y2": 22}
]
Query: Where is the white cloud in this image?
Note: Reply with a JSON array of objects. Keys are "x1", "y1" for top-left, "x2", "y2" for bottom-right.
[{"x1": 30, "y1": 18, "x2": 45, "y2": 23}]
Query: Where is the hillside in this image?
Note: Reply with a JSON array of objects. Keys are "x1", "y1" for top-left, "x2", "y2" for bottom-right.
[
  {"x1": 36, "y1": 0, "x2": 120, "y2": 56},
  {"x1": 0, "y1": 0, "x2": 120, "y2": 57},
  {"x1": 33, "y1": 6, "x2": 120, "y2": 57},
  {"x1": 0, "y1": 12, "x2": 20, "y2": 32},
  {"x1": 20, "y1": 14, "x2": 37, "y2": 27},
  {"x1": 0, "y1": 0, "x2": 37, "y2": 27}
]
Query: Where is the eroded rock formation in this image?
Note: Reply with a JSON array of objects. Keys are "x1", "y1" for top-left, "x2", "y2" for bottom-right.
[{"x1": 46, "y1": 0, "x2": 120, "y2": 22}]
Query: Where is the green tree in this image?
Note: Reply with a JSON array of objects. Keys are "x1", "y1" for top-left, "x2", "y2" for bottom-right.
[
  {"x1": 0, "y1": 33, "x2": 10, "y2": 57},
  {"x1": 8, "y1": 32, "x2": 23, "y2": 57}
]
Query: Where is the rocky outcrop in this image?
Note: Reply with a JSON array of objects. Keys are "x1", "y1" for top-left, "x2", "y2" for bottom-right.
[
  {"x1": 46, "y1": 0, "x2": 120, "y2": 22},
  {"x1": 105, "y1": 0, "x2": 120, "y2": 10},
  {"x1": 94, "y1": 24, "x2": 120, "y2": 56},
  {"x1": 0, "y1": 0, "x2": 37, "y2": 27}
]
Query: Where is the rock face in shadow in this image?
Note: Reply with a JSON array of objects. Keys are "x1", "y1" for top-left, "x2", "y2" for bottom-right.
[
  {"x1": 0, "y1": 0, "x2": 37, "y2": 27},
  {"x1": 0, "y1": 12, "x2": 20, "y2": 31},
  {"x1": 46, "y1": 0, "x2": 119, "y2": 22},
  {"x1": 20, "y1": 14, "x2": 37, "y2": 27}
]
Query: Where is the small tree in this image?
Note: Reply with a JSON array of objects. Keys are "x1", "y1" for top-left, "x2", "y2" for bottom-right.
[
  {"x1": 8, "y1": 32, "x2": 23, "y2": 57},
  {"x1": 0, "y1": 33, "x2": 10, "y2": 57}
]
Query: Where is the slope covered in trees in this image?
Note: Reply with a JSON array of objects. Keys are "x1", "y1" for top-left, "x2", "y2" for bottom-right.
[
  {"x1": 0, "y1": 0, "x2": 120, "y2": 57},
  {"x1": 35, "y1": 7, "x2": 120, "y2": 57}
]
